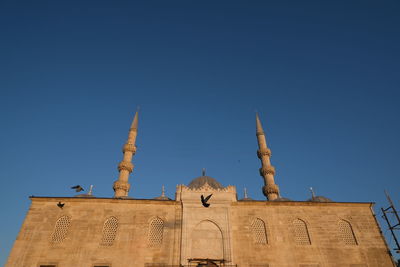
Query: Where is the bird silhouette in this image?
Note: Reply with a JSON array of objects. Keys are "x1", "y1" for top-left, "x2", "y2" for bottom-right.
[
  {"x1": 201, "y1": 194, "x2": 213, "y2": 207},
  {"x1": 57, "y1": 202, "x2": 65, "y2": 208},
  {"x1": 71, "y1": 185, "x2": 84, "y2": 192}
]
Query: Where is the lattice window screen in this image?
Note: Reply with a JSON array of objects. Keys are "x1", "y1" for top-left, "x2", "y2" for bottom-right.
[
  {"x1": 148, "y1": 217, "x2": 164, "y2": 246},
  {"x1": 251, "y1": 218, "x2": 268, "y2": 244},
  {"x1": 293, "y1": 219, "x2": 311, "y2": 245},
  {"x1": 338, "y1": 220, "x2": 357, "y2": 245},
  {"x1": 51, "y1": 216, "x2": 71, "y2": 243},
  {"x1": 100, "y1": 216, "x2": 119, "y2": 246}
]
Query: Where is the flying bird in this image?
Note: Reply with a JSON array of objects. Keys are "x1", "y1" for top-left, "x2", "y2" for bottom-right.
[
  {"x1": 71, "y1": 185, "x2": 84, "y2": 192},
  {"x1": 57, "y1": 202, "x2": 65, "y2": 208},
  {"x1": 201, "y1": 194, "x2": 213, "y2": 208}
]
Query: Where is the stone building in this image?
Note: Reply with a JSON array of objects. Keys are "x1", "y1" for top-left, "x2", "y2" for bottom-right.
[{"x1": 6, "y1": 112, "x2": 395, "y2": 267}]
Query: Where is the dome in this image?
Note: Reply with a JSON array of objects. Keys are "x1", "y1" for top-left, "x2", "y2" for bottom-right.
[
  {"x1": 307, "y1": 196, "x2": 332, "y2": 202},
  {"x1": 154, "y1": 195, "x2": 171, "y2": 200},
  {"x1": 272, "y1": 197, "x2": 292, "y2": 202},
  {"x1": 187, "y1": 176, "x2": 224, "y2": 189}
]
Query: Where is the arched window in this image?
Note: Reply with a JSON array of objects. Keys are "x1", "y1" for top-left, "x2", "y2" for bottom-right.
[
  {"x1": 100, "y1": 216, "x2": 119, "y2": 246},
  {"x1": 338, "y1": 220, "x2": 357, "y2": 245},
  {"x1": 251, "y1": 218, "x2": 268, "y2": 244},
  {"x1": 293, "y1": 218, "x2": 311, "y2": 245},
  {"x1": 148, "y1": 217, "x2": 164, "y2": 246},
  {"x1": 51, "y1": 215, "x2": 71, "y2": 243}
]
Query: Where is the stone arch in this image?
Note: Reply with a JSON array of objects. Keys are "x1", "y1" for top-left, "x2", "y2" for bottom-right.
[
  {"x1": 338, "y1": 219, "x2": 357, "y2": 245},
  {"x1": 190, "y1": 220, "x2": 224, "y2": 260}
]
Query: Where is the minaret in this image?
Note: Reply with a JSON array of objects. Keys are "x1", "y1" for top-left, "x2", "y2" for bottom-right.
[
  {"x1": 113, "y1": 111, "x2": 139, "y2": 197},
  {"x1": 256, "y1": 113, "x2": 279, "y2": 200}
]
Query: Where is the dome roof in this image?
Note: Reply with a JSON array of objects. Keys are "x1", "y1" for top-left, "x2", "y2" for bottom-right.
[
  {"x1": 188, "y1": 176, "x2": 224, "y2": 189},
  {"x1": 272, "y1": 197, "x2": 292, "y2": 202},
  {"x1": 307, "y1": 196, "x2": 332, "y2": 202},
  {"x1": 154, "y1": 195, "x2": 171, "y2": 200}
]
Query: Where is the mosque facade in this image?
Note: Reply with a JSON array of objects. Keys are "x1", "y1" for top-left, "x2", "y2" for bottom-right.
[{"x1": 6, "y1": 112, "x2": 395, "y2": 267}]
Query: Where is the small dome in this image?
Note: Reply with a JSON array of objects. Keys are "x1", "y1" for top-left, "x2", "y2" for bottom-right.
[
  {"x1": 272, "y1": 197, "x2": 292, "y2": 202},
  {"x1": 307, "y1": 196, "x2": 332, "y2": 202},
  {"x1": 154, "y1": 195, "x2": 171, "y2": 200},
  {"x1": 188, "y1": 176, "x2": 224, "y2": 189}
]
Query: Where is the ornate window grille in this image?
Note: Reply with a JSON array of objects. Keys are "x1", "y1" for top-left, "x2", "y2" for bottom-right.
[
  {"x1": 100, "y1": 216, "x2": 119, "y2": 246},
  {"x1": 51, "y1": 216, "x2": 71, "y2": 244},
  {"x1": 293, "y1": 218, "x2": 311, "y2": 245},
  {"x1": 251, "y1": 218, "x2": 268, "y2": 244},
  {"x1": 148, "y1": 217, "x2": 164, "y2": 246},
  {"x1": 338, "y1": 220, "x2": 357, "y2": 245}
]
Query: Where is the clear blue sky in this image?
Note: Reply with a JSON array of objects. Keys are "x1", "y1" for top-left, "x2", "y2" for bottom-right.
[{"x1": 1, "y1": 0, "x2": 399, "y2": 264}]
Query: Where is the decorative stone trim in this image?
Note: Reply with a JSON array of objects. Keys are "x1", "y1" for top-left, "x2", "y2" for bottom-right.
[
  {"x1": 118, "y1": 161, "x2": 134, "y2": 173},
  {"x1": 178, "y1": 184, "x2": 236, "y2": 192},
  {"x1": 257, "y1": 148, "x2": 271, "y2": 158},
  {"x1": 122, "y1": 143, "x2": 136, "y2": 154},
  {"x1": 113, "y1": 181, "x2": 131, "y2": 192},
  {"x1": 263, "y1": 184, "x2": 279, "y2": 196},
  {"x1": 259, "y1": 165, "x2": 275, "y2": 176}
]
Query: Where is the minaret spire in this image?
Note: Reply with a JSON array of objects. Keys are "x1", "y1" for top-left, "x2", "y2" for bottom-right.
[
  {"x1": 113, "y1": 110, "x2": 139, "y2": 197},
  {"x1": 256, "y1": 113, "x2": 279, "y2": 200}
]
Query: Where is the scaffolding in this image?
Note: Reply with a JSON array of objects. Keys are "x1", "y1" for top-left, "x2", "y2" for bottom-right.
[{"x1": 381, "y1": 190, "x2": 400, "y2": 254}]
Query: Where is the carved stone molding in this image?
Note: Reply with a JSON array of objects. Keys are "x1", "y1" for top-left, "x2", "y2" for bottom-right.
[
  {"x1": 257, "y1": 148, "x2": 271, "y2": 158},
  {"x1": 259, "y1": 165, "x2": 275, "y2": 176},
  {"x1": 113, "y1": 180, "x2": 131, "y2": 192},
  {"x1": 178, "y1": 184, "x2": 236, "y2": 193},
  {"x1": 263, "y1": 184, "x2": 279, "y2": 196},
  {"x1": 118, "y1": 161, "x2": 134, "y2": 173},
  {"x1": 122, "y1": 143, "x2": 137, "y2": 154}
]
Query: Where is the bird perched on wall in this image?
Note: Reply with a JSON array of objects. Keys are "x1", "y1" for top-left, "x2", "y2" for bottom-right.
[
  {"x1": 57, "y1": 202, "x2": 64, "y2": 209},
  {"x1": 201, "y1": 194, "x2": 213, "y2": 207},
  {"x1": 71, "y1": 185, "x2": 84, "y2": 192}
]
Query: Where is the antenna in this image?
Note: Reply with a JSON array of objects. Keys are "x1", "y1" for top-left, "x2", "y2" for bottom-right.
[
  {"x1": 244, "y1": 187, "x2": 248, "y2": 199},
  {"x1": 381, "y1": 190, "x2": 400, "y2": 253}
]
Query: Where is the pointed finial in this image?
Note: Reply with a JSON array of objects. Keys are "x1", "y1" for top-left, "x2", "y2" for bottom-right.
[
  {"x1": 256, "y1": 112, "x2": 264, "y2": 134},
  {"x1": 244, "y1": 187, "x2": 248, "y2": 199},
  {"x1": 161, "y1": 185, "x2": 165, "y2": 197},
  {"x1": 130, "y1": 109, "x2": 139, "y2": 130},
  {"x1": 88, "y1": 185, "x2": 93, "y2": 196},
  {"x1": 202, "y1": 168, "x2": 206, "y2": 176},
  {"x1": 310, "y1": 187, "x2": 316, "y2": 198}
]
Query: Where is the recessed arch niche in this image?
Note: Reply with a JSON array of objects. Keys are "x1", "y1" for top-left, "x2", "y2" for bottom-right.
[{"x1": 190, "y1": 220, "x2": 224, "y2": 260}]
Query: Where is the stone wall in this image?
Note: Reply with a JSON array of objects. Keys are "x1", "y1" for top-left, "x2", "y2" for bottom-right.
[
  {"x1": 6, "y1": 197, "x2": 395, "y2": 267},
  {"x1": 6, "y1": 197, "x2": 181, "y2": 267},
  {"x1": 231, "y1": 201, "x2": 394, "y2": 267}
]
